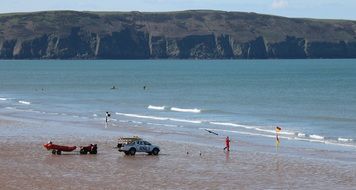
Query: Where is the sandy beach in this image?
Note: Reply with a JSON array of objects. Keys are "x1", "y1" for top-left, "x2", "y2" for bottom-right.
[{"x1": 1, "y1": 114, "x2": 356, "y2": 190}]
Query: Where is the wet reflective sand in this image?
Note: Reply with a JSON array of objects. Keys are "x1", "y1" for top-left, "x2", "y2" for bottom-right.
[
  {"x1": 1, "y1": 117, "x2": 356, "y2": 189},
  {"x1": 1, "y1": 138, "x2": 356, "y2": 189}
]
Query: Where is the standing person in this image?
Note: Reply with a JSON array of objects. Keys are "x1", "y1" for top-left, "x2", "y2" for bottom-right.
[
  {"x1": 275, "y1": 126, "x2": 282, "y2": 146},
  {"x1": 224, "y1": 136, "x2": 230, "y2": 151},
  {"x1": 105, "y1": 111, "x2": 111, "y2": 128}
]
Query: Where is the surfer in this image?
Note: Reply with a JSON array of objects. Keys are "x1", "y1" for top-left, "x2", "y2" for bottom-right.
[{"x1": 224, "y1": 136, "x2": 230, "y2": 151}]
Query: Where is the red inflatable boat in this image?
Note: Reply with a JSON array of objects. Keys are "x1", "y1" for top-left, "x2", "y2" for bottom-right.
[{"x1": 43, "y1": 141, "x2": 77, "y2": 155}]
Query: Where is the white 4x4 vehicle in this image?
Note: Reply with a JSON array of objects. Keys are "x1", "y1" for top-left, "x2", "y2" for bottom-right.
[{"x1": 119, "y1": 140, "x2": 160, "y2": 156}]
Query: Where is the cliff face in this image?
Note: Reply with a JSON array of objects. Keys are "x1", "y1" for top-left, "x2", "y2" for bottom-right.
[{"x1": 0, "y1": 10, "x2": 356, "y2": 59}]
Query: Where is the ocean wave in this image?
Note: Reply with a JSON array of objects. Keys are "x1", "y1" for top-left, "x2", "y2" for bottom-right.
[
  {"x1": 209, "y1": 121, "x2": 254, "y2": 129},
  {"x1": 169, "y1": 118, "x2": 202, "y2": 124},
  {"x1": 338, "y1": 138, "x2": 353, "y2": 142},
  {"x1": 0, "y1": 98, "x2": 7, "y2": 101},
  {"x1": 115, "y1": 112, "x2": 202, "y2": 124},
  {"x1": 18, "y1": 100, "x2": 31, "y2": 105},
  {"x1": 114, "y1": 112, "x2": 355, "y2": 148},
  {"x1": 203, "y1": 128, "x2": 356, "y2": 148},
  {"x1": 148, "y1": 105, "x2": 165, "y2": 110},
  {"x1": 116, "y1": 112, "x2": 167, "y2": 121},
  {"x1": 209, "y1": 121, "x2": 295, "y2": 136},
  {"x1": 171, "y1": 107, "x2": 201, "y2": 113},
  {"x1": 200, "y1": 128, "x2": 277, "y2": 139},
  {"x1": 309, "y1": 134, "x2": 325, "y2": 140}
]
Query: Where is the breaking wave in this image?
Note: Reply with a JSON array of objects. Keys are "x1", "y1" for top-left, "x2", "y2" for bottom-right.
[
  {"x1": 115, "y1": 112, "x2": 202, "y2": 124},
  {"x1": 148, "y1": 105, "x2": 165, "y2": 110},
  {"x1": 309, "y1": 135, "x2": 324, "y2": 140},
  {"x1": 18, "y1": 100, "x2": 31, "y2": 105},
  {"x1": 170, "y1": 107, "x2": 201, "y2": 113}
]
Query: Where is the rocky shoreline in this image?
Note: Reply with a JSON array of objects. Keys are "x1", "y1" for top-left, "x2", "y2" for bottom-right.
[{"x1": 1, "y1": 10, "x2": 356, "y2": 59}]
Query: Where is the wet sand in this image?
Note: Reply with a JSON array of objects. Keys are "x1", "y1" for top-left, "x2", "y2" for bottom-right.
[{"x1": 1, "y1": 117, "x2": 356, "y2": 189}]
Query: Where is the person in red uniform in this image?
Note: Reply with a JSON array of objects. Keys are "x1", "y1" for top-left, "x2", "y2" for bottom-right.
[{"x1": 224, "y1": 136, "x2": 230, "y2": 151}]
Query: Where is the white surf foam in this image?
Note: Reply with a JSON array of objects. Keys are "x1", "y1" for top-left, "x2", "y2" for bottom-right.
[
  {"x1": 116, "y1": 112, "x2": 167, "y2": 121},
  {"x1": 169, "y1": 118, "x2": 202, "y2": 124},
  {"x1": 204, "y1": 128, "x2": 340, "y2": 146},
  {"x1": 210, "y1": 122, "x2": 295, "y2": 136},
  {"x1": 148, "y1": 105, "x2": 165, "y2": 110},
  {"x1": 18, "y1": 100, "x2": 31, "y2": 105},
  {"x1": 171, "y1": 107, "x2": 201, "y2": 113},
  {"x1": 200, "y1": 128, "x2": 278, "y2": 139},
  {"x1": 297, "y1": 133, "x2": 306, "y2": 137},
  {"x1": 338, "y1": 138, "x2": 353, "y2": 142},
  {"x1": 93, "y1": 114, "x2": 98, "y2": 117},
  {"x1": 0, "y1": 98, "x2": 7, "y2": 101},
  {"x1": 116, "y1": 112, "x2": 202, "y2": 124},
  {"x1": 310, "y1": 134, "x2": 325, "y2": 140},
  {"x1": 209, "y1": 122, "x2": 254, "y2": 129},
  {"x1": 325, "y1": 141, "x2": 356, "y2": 148}
]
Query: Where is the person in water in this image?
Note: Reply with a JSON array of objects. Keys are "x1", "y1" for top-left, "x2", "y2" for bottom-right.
[
  {"x1": 224, "y1": 136, "x2": 230, "y2": 151},
  {"x1": 143, "y1": 85, "x2": 146, "y2": 90},
  {"x1": 111, "y1": 86, "x2": 116, "y2": 90}
]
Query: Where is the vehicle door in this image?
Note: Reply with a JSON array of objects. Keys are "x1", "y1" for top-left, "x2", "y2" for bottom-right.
[
  {"x1": 137, "y1": 141, "x2": 147, "y2": 152},
  {"x1": 143, "y1": 141, "x2": 152, "y2": 152}
]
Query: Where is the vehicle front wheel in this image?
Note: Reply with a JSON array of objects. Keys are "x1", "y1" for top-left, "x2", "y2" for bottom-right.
[
  {"x1": 51, "y1": 150, "x2": 56, "y2": 154},
  {"x1": 129, "y1": 148, "x2": 136, "y2": 156},
  {"x1": 57, "y1": 150, "x2": 62, "y2": 155},
  {"x1": 80, "y1": 149, "x2": 88, "y2": 154},
  {"x1": 152, "y1": 148, "x2": 159, "y2": 155},
  {"x1": 124, "y1": 151, "x2": 130, "y2": 156}
]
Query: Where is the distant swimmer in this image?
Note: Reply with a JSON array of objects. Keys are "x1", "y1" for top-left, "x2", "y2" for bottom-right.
[
  {"x1": 111, "y1": 86, "x2": 116, "y2": 90},
  {"x1": 205, "y1": 129, "x2": 219, "y2": 136},
  {"x1": 143, "y1": 85, "x2": 146, "y2": 90}
]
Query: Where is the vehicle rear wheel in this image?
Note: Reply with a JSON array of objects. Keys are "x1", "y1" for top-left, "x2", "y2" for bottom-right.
[
  {"x1": 129, "y1": 148, "x2": 136, "y2": 156},
  {"x1": 51, "y1": 150, "x2": 56, "y2": 154},
  {"x1": 124, "y1": 151, "x2": 130, "y2": 155},
  {"x1": 57, "y1": 150, "x2": 62, "y2": 155},
  {"x1": 152, "y1": 148, "x2": 159, "y2": 155},
  {"x1": 90, "y1": 150, "x2": 97, "y2": 154},
  {"x1": 80, "y1": 149, "x2": 88, "y2": 154}
]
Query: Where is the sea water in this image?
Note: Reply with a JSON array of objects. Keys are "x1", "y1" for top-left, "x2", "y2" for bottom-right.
[{"x1": 0, "y1": 59, "x2": 355, "y2": 149}]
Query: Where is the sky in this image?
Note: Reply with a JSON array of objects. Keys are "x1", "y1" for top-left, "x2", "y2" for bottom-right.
[{"x1": 0, "y1": 0, "x2": 356, "y2": 20}]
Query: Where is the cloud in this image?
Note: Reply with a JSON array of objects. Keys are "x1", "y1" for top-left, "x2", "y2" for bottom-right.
[{"x1": 271, "y1": 0, "x2": 288, "y2": 9}]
